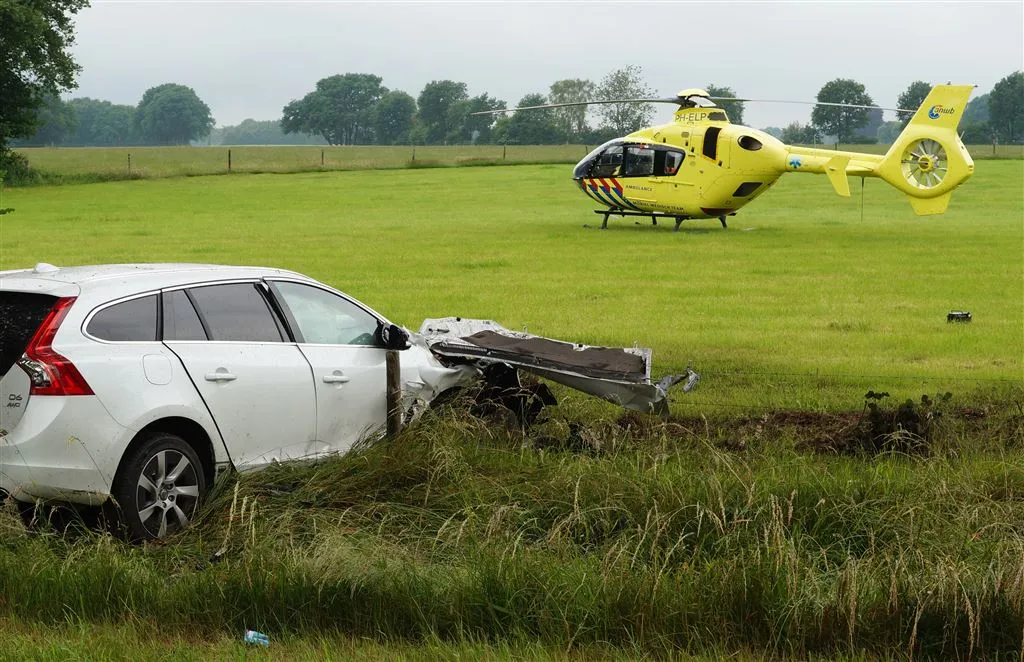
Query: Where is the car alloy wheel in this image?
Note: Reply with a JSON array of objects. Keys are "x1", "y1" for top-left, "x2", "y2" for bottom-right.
[{"x1": 113, "y1": 433, "x2": 206, "y2": 541}]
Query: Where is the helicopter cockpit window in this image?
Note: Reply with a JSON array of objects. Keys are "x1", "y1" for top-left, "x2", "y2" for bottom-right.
[
  {"x1": 658, "y1": 150, "x2": 684, "y2": 176},
  {"x1": 588, "y1": 145, "x2": 624, "y2": 178},
  {"x1": 623, "y1": 146, "x2": 655, "y2": 177}
]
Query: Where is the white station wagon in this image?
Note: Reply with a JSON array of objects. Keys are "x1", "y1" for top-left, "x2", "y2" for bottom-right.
[
  {"x1": 0, "y1": 263, "x2": 469, "y2": 540},
  {"x1": 1, "y1": 262, "x2": 693, "y2": 541}
]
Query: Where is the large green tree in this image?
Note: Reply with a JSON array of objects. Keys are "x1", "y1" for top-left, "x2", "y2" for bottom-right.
[
  {"x1": 549, "y1": 78, "x2": 594, "y2": 142},
  {"x1": 504, "y1": 93, "x2": 562, "y2": 145},
  {"x1": 281, "y1": 73, "x2": 385, "y2": 145},
  {"x1": 417, "y1": 80, "x2": 468, "y2": 144},
  {"x1": 135, "y1": 83, "x2": 214, "y2": 145},
  {"x1": 896, "y1": 80, "x2": 931, "y2": 125},
  {"x1": 0, "y1": 0, "x2": 89, "y2": 162},
  {"x1": 988, "y1": 71, "x2": 1023, "y2": 143},
  {"x1": 372, "y1": 90, "x2": 416, "y2": 145},
  {"x1": 811, "y1": 78, "x2": 875, "y2": 144},
  {"x1": 67, "y1": 98, "x2": 135, "y2": 146},
  {"x1": 447, "y1": 93, "x2": 505, "y2": 144},
  {"x1": 963, "y1": 92, "x2": 990, "y2": 123},
  {"x1": 780, "y1": 121, "x2": 820, "y2": 145},
  {"x1": 14, "y1": 95, "x2": 77, "y2": 146},
  {"x1": 958, "y1": 92, "x2": 992, "y2": 144},
  {"x1": 705, "y1": 84, "x2": 744, "y2": 125},
  {"x1": 595, "y1": 66, "x2": 654, "y2": 135}
]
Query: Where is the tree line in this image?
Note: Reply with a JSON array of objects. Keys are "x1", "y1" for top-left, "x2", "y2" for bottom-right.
[
  {"x1": 16, "y1": 70, "x2": 1024, "y2": 152},
  {"x1": 767, "y1": 73, "x2": 1022, "y2": 146},
  {"x1": 12, "y1": 66, "x2": 711, "y2": 148},
  {"x1": 2, "y1": 0, "x2": 1022, "y2": 172},
  {"x1": 13, "y1": 83, "x2": 215, "y2": 148}
]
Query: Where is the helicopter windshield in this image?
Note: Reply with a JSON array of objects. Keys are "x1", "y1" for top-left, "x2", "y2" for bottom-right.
[
  {"x1": 574, "y1": 139, "x2": 684, "y2": 179},
  {"x1": 590, "y1": 145, "x2": 623, "y2": 178}
]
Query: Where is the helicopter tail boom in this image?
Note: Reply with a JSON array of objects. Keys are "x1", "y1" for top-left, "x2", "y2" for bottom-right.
[{"x1": 781, "y1": 85, "x2": 974, "y2": 215}]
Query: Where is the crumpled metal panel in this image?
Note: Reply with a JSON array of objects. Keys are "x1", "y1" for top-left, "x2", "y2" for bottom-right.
[{"x1": 417, "y1": 318, "x2": 697, "y2": 416}]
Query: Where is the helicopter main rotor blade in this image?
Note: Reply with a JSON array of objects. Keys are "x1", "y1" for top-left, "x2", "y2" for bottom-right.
[
  {"x1": 473, "y1": 96, "x2": 917, "y2": 116},
  {"x1": 716, "y1": 98, "x2": 915, "y2": 113},
  {"x1": 471, "y1": 98, "x2": 678, "y2": 116}
]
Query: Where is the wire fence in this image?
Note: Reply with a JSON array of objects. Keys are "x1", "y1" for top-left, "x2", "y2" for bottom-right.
[{"x1": 14, "y1": 143, "x2": 1022, "y2": 182}]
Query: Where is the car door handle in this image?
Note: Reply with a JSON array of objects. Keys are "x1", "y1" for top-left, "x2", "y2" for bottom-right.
[
  {"x1": 323, "y1": 372, "x2": 350, "y2": 384},
  {"x1": 204, "y1": 370, "x2": 237, "y2": 382}
]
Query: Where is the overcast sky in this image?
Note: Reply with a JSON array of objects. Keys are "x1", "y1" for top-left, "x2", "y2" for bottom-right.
[{"x1": 70, "y1": 0, "x2": 1023, "y2": 130}]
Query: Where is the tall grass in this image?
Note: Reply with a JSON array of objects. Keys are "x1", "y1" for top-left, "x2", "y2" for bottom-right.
[{"x1": 3, "y1": 399, "x2": 1022, "y2": 657}]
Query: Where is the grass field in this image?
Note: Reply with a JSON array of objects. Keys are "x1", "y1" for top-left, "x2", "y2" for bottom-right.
[
  {"x1": 0, "y1": 159, "x2": 1022, "y2": 658},
  {"x1": 1, "y1": 160, "x2": 1020, "y2": 410},
  {"x1": 12, "y1": 142, "x2": 1023, "y2": 183}
]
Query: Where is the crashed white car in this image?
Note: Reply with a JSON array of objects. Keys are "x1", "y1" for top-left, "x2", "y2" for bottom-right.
[{"x1": 1, "y1": 263, "x2": 694, "y2": 540}]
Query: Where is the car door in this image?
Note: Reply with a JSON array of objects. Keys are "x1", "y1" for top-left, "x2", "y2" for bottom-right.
[
  {"x1": 162, "y1": 282, "x2": 320, "y2": 470},
  {"x1": 267, "y1": 279, "x2": 393, "y2": 454}
]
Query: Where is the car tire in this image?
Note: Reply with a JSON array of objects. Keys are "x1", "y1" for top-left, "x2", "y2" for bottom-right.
[{"x1": 111, "y1": 432, "x2": 207, "y2": 542}]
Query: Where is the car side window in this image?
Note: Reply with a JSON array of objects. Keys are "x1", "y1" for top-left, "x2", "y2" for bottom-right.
[
  {"x1": 163, "y1": 289, "x2": 207, "y2": 341},
  {"x1": 272, "y1": 281, "x2": 379, "y2": 346},
  {"x1": 186, "y1": 283, "x2": 284, "y2": 342},
  {"x1": 88, "y1": 295, "x2": 157, "y2": 342}
]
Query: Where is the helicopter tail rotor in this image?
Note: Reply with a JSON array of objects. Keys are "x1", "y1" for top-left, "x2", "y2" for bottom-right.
[{"x1": 875, "y1": 84, "x2": 975, "y2": 215}]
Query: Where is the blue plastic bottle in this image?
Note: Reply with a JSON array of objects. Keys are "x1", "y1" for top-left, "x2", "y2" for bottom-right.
[{"x1": 243, "y1": 630, "x2": 270, "y2": 647}]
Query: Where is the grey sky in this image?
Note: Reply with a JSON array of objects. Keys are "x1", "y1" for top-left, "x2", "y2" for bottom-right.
[{"x1": 70, "y1": 1, "x2": 1023, "y2": 130}]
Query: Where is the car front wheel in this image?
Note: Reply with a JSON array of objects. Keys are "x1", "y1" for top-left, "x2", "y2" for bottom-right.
[{"x1": 112, "y1": 432, "x2": 206, "y2": 541}]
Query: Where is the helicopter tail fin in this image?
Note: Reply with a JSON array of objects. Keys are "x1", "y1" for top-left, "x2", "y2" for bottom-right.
[{"x1": 875, "y1": 84, "x2": 975, "y2": 216}]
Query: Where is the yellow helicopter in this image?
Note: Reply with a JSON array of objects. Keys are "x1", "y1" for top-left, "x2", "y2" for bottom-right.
[{"x1": 483, "y1": 84, "x2": 974, "y2": 230}]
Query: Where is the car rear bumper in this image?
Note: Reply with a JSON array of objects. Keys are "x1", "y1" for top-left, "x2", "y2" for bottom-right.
[{"x1": 0, "y1": 396, "x2": 127, "y2": 505}]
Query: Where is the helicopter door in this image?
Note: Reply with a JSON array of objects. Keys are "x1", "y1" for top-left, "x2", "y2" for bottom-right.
[{"x1": 621, "y1": 145, "x2": 657, "y2": 207}]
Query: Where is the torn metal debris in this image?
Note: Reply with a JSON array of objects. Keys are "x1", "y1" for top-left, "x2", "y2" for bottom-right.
[{"x1": 418, "y1": 318, "x2": 698, "y2": 418}]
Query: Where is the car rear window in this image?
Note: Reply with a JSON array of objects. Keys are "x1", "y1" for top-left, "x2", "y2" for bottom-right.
[
  {"x1": 0, "y1": 292, "x2": 58, "y2": 377},
  {"x1": 187, "y1": 283, "x2": 284, "y2": 342},
  {"x1": 87, "y1": 295, "x2": 158, "y2": 342}
]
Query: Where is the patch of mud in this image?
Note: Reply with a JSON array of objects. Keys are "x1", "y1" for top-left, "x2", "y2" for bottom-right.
[
  {"x1": 613, "y1": 409, "x2": 866, "y2": 454},
  {"x1": 610, "y1": 405, "x2": 1007, "y2": 456}
]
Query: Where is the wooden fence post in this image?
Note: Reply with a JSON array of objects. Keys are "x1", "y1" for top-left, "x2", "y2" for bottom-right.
[
  {"x1": 321, "y1": 149, "x2": 324, "y2": 166},
  {"x1": 227, "y1": 149, "x2": 232, "y2": 172},
  {"x1": 386, "y1": 350, "x2": 402, "y2": 437},
  {"x1": 127, "y1": 153, "x2": 131, "y2": 175}
]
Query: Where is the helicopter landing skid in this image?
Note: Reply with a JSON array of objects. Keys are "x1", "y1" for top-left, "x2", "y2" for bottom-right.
[{"x1": 594, "y1": 209, "x2": 727, "y2": 232}]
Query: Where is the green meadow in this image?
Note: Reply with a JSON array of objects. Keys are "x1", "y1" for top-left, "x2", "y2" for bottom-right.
[
  {"x1": 0, "y1": 157, "x2": 1022, "y2": 659},
  {"x1": 1, "y1": 159, "x2": 1020, "y2": 410}
]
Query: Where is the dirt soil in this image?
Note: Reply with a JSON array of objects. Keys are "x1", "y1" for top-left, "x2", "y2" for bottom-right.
[{"x1": 609, "y1": 405, "x2": 1016, "y2": 456}]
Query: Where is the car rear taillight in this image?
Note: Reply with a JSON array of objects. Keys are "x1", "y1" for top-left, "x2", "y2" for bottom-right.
[{"x1": 16, "y1": 296, "x2": 94, "y2": 396}]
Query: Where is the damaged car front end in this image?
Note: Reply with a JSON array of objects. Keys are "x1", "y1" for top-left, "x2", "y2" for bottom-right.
[{"x1": 411, "y1": 317, "x2": 699, "y2": 422}]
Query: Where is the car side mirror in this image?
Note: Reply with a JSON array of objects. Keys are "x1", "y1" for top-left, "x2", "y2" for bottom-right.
[{"x1": 376, "y1": 321, "x2": 410, "y2": 350}]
